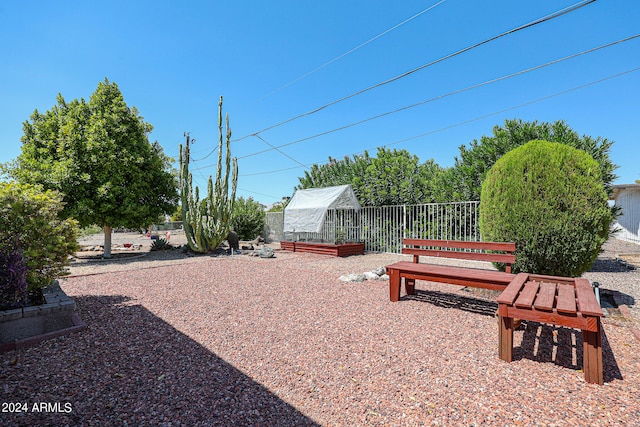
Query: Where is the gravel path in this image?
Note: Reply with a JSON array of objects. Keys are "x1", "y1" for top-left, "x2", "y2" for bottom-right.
[{"x1": 2, "y1": 237, "x2": 640, "y2": 425}]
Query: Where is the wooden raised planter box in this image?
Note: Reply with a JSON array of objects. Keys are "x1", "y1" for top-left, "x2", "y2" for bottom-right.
[
  {"x1": 0, "y1": 281, "x2": 86, "y2": 353},
  {"x1": 280, "y1": 241, "x2": 364, "y2": 257}
]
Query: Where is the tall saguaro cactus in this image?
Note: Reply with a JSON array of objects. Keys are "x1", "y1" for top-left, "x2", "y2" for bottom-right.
[{"x1": 179, "y1": 97, "x2": 238, "y2": 253}]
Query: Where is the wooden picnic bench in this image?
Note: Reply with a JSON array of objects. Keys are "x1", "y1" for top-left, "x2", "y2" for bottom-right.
[
  {"x1": 497, "y1": 273, "x2": 604, "y2": 384},
  {"x1": 386, "y1": 239, "x2": 517, "y2": 302}
]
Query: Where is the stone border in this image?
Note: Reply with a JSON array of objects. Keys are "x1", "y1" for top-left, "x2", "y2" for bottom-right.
[{"x1": 0, "y1": 280, "x2": 86, "y2": 353}]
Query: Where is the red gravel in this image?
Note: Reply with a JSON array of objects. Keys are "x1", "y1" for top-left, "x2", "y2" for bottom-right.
[{"x1": 2, "y1": 249, "x2": 640, "y2": 426}]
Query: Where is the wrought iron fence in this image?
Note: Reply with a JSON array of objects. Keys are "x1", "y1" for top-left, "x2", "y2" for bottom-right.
[{"x1": 266, "y1": 201, "x2": 480, "y2": 254}]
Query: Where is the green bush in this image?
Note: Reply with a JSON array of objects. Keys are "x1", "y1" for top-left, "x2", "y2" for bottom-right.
[
  {"x1": 479, "y1": 140, "x2": 613, "y2": 277},
  {"x1": 0, "y1": 182, "x2": 79, "y2": 292},
  {"x1": 231, "y1": 197, "x2": 265, "y2": 240}
]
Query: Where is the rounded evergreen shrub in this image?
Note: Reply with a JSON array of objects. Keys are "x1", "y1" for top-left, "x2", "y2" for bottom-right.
[
  {"x1": 479, "y1": 140, "x2": 613, "y2": 277},
  {"x1": 231, "y1": 197, "x2": 266, "y2": 240}
]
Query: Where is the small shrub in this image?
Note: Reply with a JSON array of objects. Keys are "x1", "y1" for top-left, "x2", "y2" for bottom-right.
[
  {"x1": 0, "y1": 182, "x2": 79, "y2": 292},
  {"x1": 231, "y1": 197, "x2": 266, "y2": 240},
  {"x1": 480, "y1": 140, "x2": 613, "y2": 277},
  {"x1": 150, "y1": 237, "x2": 172, "y2": 251},
  {"x1": 0, "y1": 244, "x2": 28, "y2": 309}
]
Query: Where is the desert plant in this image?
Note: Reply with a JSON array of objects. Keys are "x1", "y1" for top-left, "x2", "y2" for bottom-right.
[
  {"x1": 0, "y1": 182, "x2": 79, "y2": 291},
  {"x1": 480, "y1": 140, "x2": 613, "y2": 276},
  {"x1": 0, "y1": 243, "x2": 28, "y2": 309},
  {"x1": 231, "y1": 197, "x2": 265, "y2": 240},
  {"x1": 179, "y1": 97, "x2": 238, "y2": 253},
  {"x1": 150, "y1": 237, "x2": 172, "y2": 251}
]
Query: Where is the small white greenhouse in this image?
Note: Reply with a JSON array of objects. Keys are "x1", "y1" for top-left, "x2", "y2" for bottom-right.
[{"x1": 282, "y1": 185, "x2": 363, "y2": 253}]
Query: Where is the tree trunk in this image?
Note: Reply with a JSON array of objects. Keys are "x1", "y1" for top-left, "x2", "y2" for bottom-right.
[{"x1": 103, "y1": 225, "x2": 113, "y2": 258}]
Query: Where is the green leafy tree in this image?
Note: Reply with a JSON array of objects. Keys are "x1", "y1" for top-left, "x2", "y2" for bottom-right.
[
  {"x1": 448, "y1": 119, "x2": 617, "y2": 202},
  {"x1": 298, "y1": 152, "x2": 372, "y2": 193},
  {"x1": 298, "y1": 148, "x2": 443, "y2": 206},
  {"x1": 359, "y1": 148, "x2": 443, "y2": 206},
  {"x1": 10, "y1": 79, "x2": 178, "y2": 257},
  {"x1": 0, "y1": 182, "x2": 79, "y2": 293},
  {"x1": 480, "y1": 140, "x2": 613, "y2": 276},
  {"x1": 231, "y1": 196, "x2": 266, "y2": 240},
  {"x1": 267, "y1": 198, "x2": 289, "y2": 212}
]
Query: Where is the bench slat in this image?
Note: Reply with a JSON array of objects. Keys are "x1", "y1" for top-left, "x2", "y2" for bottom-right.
[
  {"x1": 497, "y1": 273, "x2": 528, "y2": 305},
  {"x1": 575, "y1": 278, "x2": 604, "y2": 317},
  {"x1": 533, "y1": 282, "x2": 556, "y2": 312},
  {"x1": 385, "y1": 261, "x2": 514, "y2": 288},
  {"x1": 556, "y1": 284, "x2": 577, "y2": 314},
  {"x1": 515, "y1": 281, "x2": 540, "y2": 308},
  {"x1": 402, "y1": 248, "x2": 516, "y2": 264},
  {"x1": 403, "y1": 239, "x2": 516, "y2": 252}
]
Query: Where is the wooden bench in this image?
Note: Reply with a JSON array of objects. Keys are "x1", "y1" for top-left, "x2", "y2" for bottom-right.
[
  {"x1": 386, "y1": 239, "x2": 517, "y2": 302},
  {"x1": 497, "y1": 273, "x2": 604, "y2": 384}
]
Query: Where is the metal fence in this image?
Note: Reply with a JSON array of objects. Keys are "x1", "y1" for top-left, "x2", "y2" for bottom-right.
[
  {"x1": 282, "y1": 208, "x2": 361, "y2": 244},
  {"x1": 265, "y1": 201, "x2": 480, "y2": 254}
]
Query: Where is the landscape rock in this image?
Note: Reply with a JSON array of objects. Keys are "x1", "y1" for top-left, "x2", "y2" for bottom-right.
[
  {"x1": 339, "y1": 274, "x2": 367, "y2": 283},
  {"x1": 259, "y1": 247, "x2": 275, "y2": 258},
  {"x1": 372, "y1": 266, "x2": 386, "y2": 276},
  {"x1": 363, "y1": 271, "x2": 380, "y2": 280}
]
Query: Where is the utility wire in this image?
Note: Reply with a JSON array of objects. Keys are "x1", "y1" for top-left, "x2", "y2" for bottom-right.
[
  {"x1": 239, "y1": 165, "x2": 305, "y2": 177},
  {"x1": 237, "y1": 33, "x2": 638, "y2": 160},
  {"x1": 254, "y1": 135, "x2": 308, "y2": 168},
  {"x1": 191, "y1": 1, "x2": 446, "y2": 163},
  {"x1": 378, "y1": 67, "x2": 640, "y2": 149},
  {"x1": 233, "y1": 0, "x2": 597, "y2": 142},
  {"x1": 237, "y1": 187, "x2": 282, "y2": 200},
  {"x1": 236, "y1": 66, "x2": 640, "y2": 176},
  {"x1": 252, "y1": 0, "x2": 447, "y2": 103}
]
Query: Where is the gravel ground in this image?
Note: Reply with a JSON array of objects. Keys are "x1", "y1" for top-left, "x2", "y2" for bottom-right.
[{"x1": 1, "y1": 236, "x2": 640, "y2": 426}]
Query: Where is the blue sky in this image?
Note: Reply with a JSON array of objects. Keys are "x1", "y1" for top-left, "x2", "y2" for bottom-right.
[{"x1": 1, "y1": 0, "x2": 639, "y2": 205}]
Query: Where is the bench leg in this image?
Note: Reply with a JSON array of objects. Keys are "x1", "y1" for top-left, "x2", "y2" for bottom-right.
[
  {"x1": 389, "y1": 269, "x2": 401, "y2": 302},
  {"x1": 498, "y1": 314, "x2": 514, "y2": 363},
  {"x1": 405, "y1": 278, "x2": 415, "y2": 296},
  {"x1": 583, "y1": 318, "x2": 603, "y2": 385}
]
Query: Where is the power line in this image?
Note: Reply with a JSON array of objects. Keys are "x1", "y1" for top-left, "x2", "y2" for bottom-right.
[
  {"x1": 237, "y1": 33, "x2": 638, "y2": 160},
  {"x1": 237, "y1": 66, "x2": 640, "y2": 176},
  {"x1": 195, "y1": 0, "x2": 448, "y2": 164},
  {"x1": 378, "y1": 66, "x2": 640, "y2": 149},
  {"x1": 190, "y1": 134, "x2": 308, "y2": 171},
  {"x1": 233, "y1": 0, "x2": 597, "y2": 142},
  {"x1": 249, "y1": 0, "x2": 447, "y2": 104},
  {"x1": 239, "y1": 165, "x2": 306, "y2": 177},
  {"x1": 237, "y1": 187, "x2": 282, "y2": 200},
  {"x1": 253, "y1": 135, "x2": 308, "y2": 168}
]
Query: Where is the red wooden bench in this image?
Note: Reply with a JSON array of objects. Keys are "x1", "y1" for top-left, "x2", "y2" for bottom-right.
[
  {"x1": 386, "y1": 239, "x2": 517, "y2": 302},
  {"x1": 497, "y1": 273, "x2": 604, "y2": 384}
]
